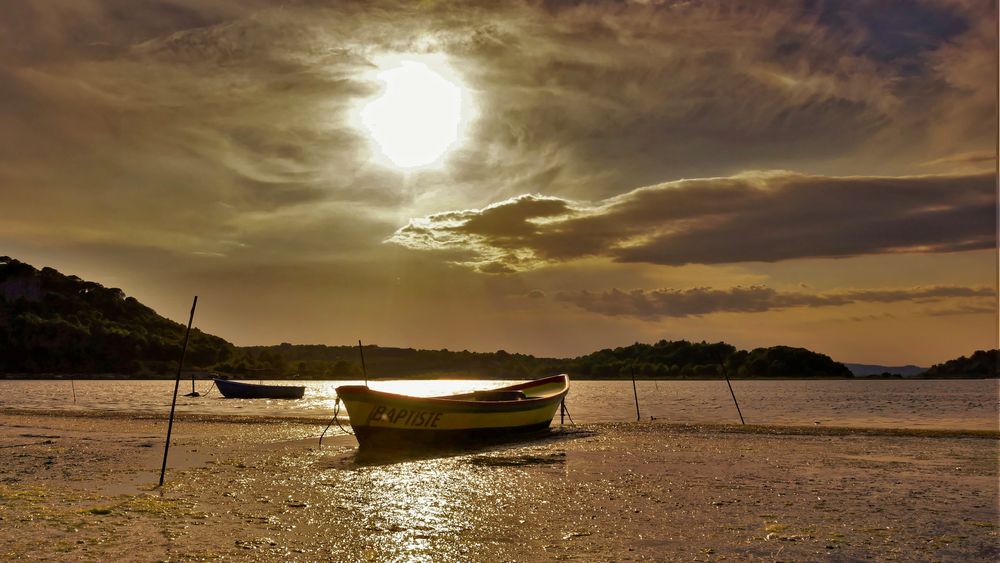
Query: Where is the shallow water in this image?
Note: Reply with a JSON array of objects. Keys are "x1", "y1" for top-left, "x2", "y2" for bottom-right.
[{"x1": 1, "y1": 378, "x2": 996, "y2": 431}]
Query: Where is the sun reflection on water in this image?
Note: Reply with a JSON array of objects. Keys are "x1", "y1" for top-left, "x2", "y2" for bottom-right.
[{"x1": 322, "y1": 452, "x2": 530, "y2": 561}]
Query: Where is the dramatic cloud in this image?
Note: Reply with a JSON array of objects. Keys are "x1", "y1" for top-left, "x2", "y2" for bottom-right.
[
  {"x1": 443, "y1": 0, "x2": 998, "y2": 198},
  {"x1": 390, "y1": 171, "x2": 996, "y2": 272},
  {"x1": 2, "y1": 1, "x2": 996, "y2": 232},
  {"x1": 553, "y1": 285, "x2": 996, "y2": 320}
]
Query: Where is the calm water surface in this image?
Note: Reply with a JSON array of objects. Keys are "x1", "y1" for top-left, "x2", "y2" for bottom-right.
[{"x1": 1, "y1": 378, "x2": 996, "y2": 431}]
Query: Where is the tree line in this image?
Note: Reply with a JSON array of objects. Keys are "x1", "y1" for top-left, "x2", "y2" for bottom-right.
[
  {"x1": 920, "y1": 349, "x2": 998, "y2": 378},
  {"x1": 228, "y1": 340, "x2": 853, "y2": 380}
]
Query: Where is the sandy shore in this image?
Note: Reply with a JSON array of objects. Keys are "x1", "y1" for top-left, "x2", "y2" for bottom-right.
[{"x1": 0, "y1": 411, "x2": 996, "y2": 561}]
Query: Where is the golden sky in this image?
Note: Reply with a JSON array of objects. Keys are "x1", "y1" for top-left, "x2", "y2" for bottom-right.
[{"x1": 1, "y1": 0, "x2": 996, "y2": 365}]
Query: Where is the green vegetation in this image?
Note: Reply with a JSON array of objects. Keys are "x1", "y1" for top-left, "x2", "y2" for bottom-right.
[
  {"x1": 1, "y1": 257, "x2": 992, "y2": 380},
  {"x1": 565, "y1": 341, "x2": 852, "y2": 379},
  {"x1": 206, "y1": 339, "x2": 853, "y2": 380},
  {"x1": 0, "y1": 257, "x2": 232, "y2": 375}
]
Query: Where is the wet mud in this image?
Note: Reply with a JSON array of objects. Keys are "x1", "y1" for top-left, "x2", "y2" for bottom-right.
[{"x1": 0, "y1": 413, "x2": 997, "y2": 561}]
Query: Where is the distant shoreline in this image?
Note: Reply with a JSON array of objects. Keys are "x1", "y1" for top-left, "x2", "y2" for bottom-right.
[{"x1": 2, "y1": 373, "x2": 995, "y2": 381}]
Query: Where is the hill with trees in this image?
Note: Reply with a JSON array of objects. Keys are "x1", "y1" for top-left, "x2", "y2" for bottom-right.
[
  {"x1": 920, "y1": 350, "x2": 998, "y2": 378},
  {"x1": 565, "y1": 340, "x2": 851, "y2": 379},
  {"x1": 229, "y1": 343, "x2": 564, "y2": 380},
  {"x1": 844, "y1": 363, "x2": 927, "y2": 377},
  {"x1": 0, "y1": 257, "x2": 233, "y2": 375},
  {"x1": 229, "y1": 340, "x2": 853, "y2": 380}
]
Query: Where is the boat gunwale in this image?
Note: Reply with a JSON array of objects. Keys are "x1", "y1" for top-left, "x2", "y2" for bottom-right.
[
  {"x1": 337, "y1": 374, "x2": 568, "y2": 402},
  {"x1": 335, "y1": 374, "x2": 569, "y2": 411}
]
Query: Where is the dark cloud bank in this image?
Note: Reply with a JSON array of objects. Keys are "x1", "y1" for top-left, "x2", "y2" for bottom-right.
[
  {"x1": 390, "y1": 171, "x2": 997, "y2": 272},
  {"x1": 551, "y1": 285, "x2": 996, "y2": 320}
]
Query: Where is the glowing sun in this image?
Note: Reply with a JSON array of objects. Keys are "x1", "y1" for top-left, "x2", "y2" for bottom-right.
[{"x1": 356, "y1": 54, "x2": 474, "y2": 169}]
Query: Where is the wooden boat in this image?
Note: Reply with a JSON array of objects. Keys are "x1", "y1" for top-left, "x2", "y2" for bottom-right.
[
  {"x1": 335, "y1": 374, "x2": 569, "y2": 450},
  {"x1": 213, "y1": 378, "x2": 305, "y2": 399}
]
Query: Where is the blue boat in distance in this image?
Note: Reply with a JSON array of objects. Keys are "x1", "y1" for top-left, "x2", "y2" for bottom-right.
[{"x1": 213, "y1": 378, "x2": 305, "y2": 399}]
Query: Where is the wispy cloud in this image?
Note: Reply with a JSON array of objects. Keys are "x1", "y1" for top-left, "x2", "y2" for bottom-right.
[
  {"x1": 924, "y1": 303, "x2": 999, "y2": 317},
  {"x1": 919, "y1": 150, "x2": 996, "y2": 170},
  {"x1": 390, "y1": 171, "x2": 996, "y2": 272},
  {"x1": 552, "y1": 285, "x2": 996, "y2": 320}
]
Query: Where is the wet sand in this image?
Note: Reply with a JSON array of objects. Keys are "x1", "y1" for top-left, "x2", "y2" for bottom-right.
[{"x1": 1, "y1": 411, "x2": 997, "y2": 561}]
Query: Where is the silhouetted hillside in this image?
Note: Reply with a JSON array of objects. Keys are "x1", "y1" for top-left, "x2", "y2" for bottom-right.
[
  {"x1": 920, "y1": 350, "x2": 998, "y2": 378},
  {"x1": 232, "y1": 343, "x2": 565, "y2": 379},
  {"x1": 844, "y1": 363, "x2": 927, "y2": 377},
  {"x1": 238, "y1": 340, "x2": 854, "y2": 380},
  {"x1": 563, "y1": 341, "x2": 852, "y2": 379},
  {"x1": 0, "y1": 257, "x2": 233, "y2": 375}
]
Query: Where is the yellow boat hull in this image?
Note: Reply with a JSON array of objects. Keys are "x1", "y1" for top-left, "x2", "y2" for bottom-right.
[{"x1": 336, "y1": 375, "x2": 569, "y2": 450}]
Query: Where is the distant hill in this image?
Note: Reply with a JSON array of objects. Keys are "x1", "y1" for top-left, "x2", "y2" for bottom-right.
[
  {"x1": 563, "y1": 341, "x2": 852, "y2": 379},
  {"x1": 0, "y1": 257, "x2": 233, "y2": 375},
  {"x1": 239, "y1": 340, "x2": 854, "y2": 380},
  {"x1": 234, "y1": 343, "x2": 564, "y2": 380},
  {"x1": 920, "y1": 350, "x2": 998, "y2": 378},
  {"x1": 844, "y1": 363, "x2": 927, "y2": 377}
]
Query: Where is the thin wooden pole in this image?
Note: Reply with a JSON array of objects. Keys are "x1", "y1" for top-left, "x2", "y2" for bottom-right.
[
  {"x1": 630, "y1": 366, "x2": 640, "y2": 421},
  {"x1": 70, "y1": 379, "x2": 77, "y2": 403},
  {"x1": 725, "y1": 376, "x2": 745, "y2": 425},
  {"x1": 358, "y1": 340, "x2": 368, "y2": 387},
  {"x1": 159, "y1": 296, "x2": 198, "y2": 487},
  {"x1": 183, "y1": 368, "x2": 200, "y2": 397}
]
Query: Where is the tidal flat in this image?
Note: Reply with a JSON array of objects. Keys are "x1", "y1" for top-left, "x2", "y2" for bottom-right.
[{"x1": 0, "y1": 412, "x2": 997, "y2": 561}]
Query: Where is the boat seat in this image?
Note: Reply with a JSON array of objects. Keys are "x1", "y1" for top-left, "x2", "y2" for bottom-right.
[{"x1": 472, "y1": 390, "x2": 527, "y2": 401}]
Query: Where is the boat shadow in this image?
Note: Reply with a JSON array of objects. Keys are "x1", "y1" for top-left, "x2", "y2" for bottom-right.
[{"x1": 320, "y1": 426, "x2": 596, "y2": 468}]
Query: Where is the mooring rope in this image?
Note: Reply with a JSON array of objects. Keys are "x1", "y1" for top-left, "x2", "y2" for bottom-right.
[
  {"x1": 560, "y1": 397, "x2": 576, "y2": 426},
  {"x1": 319, "y1": 397, "x2": 353, "y2": 447},
  {"x1": 183, "y1": 381, "x2": 216, "y2": 398}
]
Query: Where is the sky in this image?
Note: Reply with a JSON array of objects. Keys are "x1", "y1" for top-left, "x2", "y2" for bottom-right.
[{"x1": 1, "y1": 0, "x2": 996, "y2": 366}]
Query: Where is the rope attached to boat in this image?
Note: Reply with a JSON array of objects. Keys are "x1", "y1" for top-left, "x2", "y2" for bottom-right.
[
  {"x1": 319, "y1": 397, "x2": 353, "y2": 447},
  {"x1": 183, "y1": 381, "x2": 216, "y2": 398},
  {"x1": 560, "y1": 397, "x2": 575, "y2": 426}
]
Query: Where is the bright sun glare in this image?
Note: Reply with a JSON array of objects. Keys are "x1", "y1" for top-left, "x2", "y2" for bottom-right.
[{"x1": 357, "y1": 54, "x2": 473, "y2": 169}]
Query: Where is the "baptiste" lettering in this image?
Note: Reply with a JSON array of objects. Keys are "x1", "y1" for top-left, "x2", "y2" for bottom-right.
[{"x1": 367, "y1": 405, "x2": 443, "y2": 428}]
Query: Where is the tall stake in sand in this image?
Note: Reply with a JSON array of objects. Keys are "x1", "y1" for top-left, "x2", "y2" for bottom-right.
[
  {"x1": 358, "y1": 339, "x2": 369, "y2": 388},
  {"x1": 725, "y1": 376, "x2": 745, "y2": 425},
  {"x1": 159, "y1": 296, "x2": 198, "y2": 487},
  {"x1": 630, "y1": 366, "x2": 640, "y2": 421}
]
